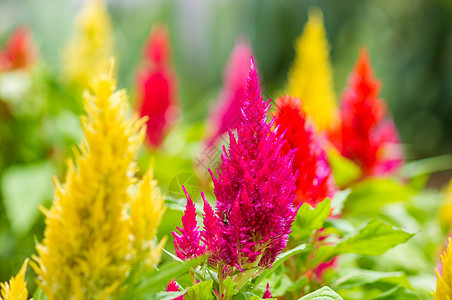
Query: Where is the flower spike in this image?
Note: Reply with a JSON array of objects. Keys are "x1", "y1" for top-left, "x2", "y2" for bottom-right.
[{"x1": 172, "y1": 186, "x2": 205, "y2": 260}]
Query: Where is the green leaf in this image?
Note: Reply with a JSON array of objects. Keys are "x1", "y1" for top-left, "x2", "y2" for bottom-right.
[
  {"x1": 235, "y1": 292, "x2": 264, "y2": 300},
  {"x1": 253, "y1": 243, "x2": 311, "y2": 287},
  {"x1": 130, "y1": 256, "x2": 204, "y2": 295},
  {"x1": 373, "y1": 286, "x2": 420, "y2": 300},
  {"x1": 345, "y1": 178, "x2": 413, "y2": 216},
  {"x1": 336, "y1": 219, "x2": 414, "y2": 256},
  {"x1": 1, "y1": 161, "x2": 55, "y2": 235},
  {"x1": 185, "y1": 280, "x2": 215, "y2": 300},
  {"x1": 327, "y1": 147, "x2": 361, "y2": 187},
  {"x1": 224, "y1": 276, "x2": 239, "y2": 297},
  {"x1": 298, "y1": 286, "x2": 343, "y2": 300},
  {"x1": 33, "y1": 287, "x2": 48, "y2": 300},
  {"x1": 154, "y1": 291, "x2": 186, "y2": 300},
  {"x1": 331, "y1": 189, "x2": 351, "y2": 216},
  {"x1": 292, "y1": 199, "x2": 331, "y2": 240},
  {"x1": 332, "y1": 269, "x2": 411, "y2": 290}
]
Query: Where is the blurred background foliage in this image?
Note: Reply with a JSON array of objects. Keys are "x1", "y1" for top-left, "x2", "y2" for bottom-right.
[{"x1": 0, "y1": 0, "x2": 451, "y2": 289}]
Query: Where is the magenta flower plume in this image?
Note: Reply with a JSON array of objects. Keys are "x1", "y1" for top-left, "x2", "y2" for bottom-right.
[
  {"x1": 208, "y1": 58, "x2": 296, "y2": 270},
  {"x1": 206, "y1": 40, "x2": 254, "y2": 147},
  {"x1": 273, "y1": 96, "x2": 335, "y2": 207},
  {"x1": 136, "y1": 25, "x2": 178, "y2": 147},
  {"x1": 165, "y1": 279, "x2": 184, "y2": 300},
  {"x1": 172, "y1": 186, "x2": 205, "y2": 260},
  {"x1": 263, "y1": 283, "x2": 272, "y2": 299}
]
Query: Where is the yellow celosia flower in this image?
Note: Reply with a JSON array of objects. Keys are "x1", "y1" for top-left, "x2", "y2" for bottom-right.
[
  {"x1": 33, "y1": 65, "x2": 165, "y2": 300},
  {"x1": 286, "y1": 7, "x2": 337, "y2": 131},
  {"x1": 440, "y1": 179, "x2": 452, "y2": 230},
  {"x1": 434, "y1": 238, "x2": 452, "y2": 299},
  {"x1": 130, "y1": 165, "x2": 167, "y2": 269},
  {"x1": 62, "y1": 0, "x2": 114, "y2": 88},
  {"x1": 0, "y1": 259, "x2": 28, "y2": 300}
]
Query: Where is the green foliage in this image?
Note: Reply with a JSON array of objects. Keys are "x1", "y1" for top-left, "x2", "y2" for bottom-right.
[
  {"x1": 298, "y1": 286, "x2": 343, "y2": 300},
  {"x1": 185, "y1": 281, "x2": 215, "y2": 300},
  {"x1": 1, "y1": 161, "x2": 55, "y2": 235},
  {"x1": 291, "y1": 199, "x2": 331, "y2": 240}
]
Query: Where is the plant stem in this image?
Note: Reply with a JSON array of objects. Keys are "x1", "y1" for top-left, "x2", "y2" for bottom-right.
[
  {"x1": 218, "y1": 265, "x2": 225, "y2": 300},
  {"x1": 189, "y1": 270, "x2": 196, "y2": 285}
]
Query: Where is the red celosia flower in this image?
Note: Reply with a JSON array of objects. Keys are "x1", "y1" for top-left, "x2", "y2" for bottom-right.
[
  {"x1": 0, "y1": 26, "x2": 37, "y2": 71},
  {"x1": 208, "y1": 58, "x2": 296, "y2": 271},
  {"x1": 205, "y1": 40, "x2": 253, "y2": 147},
  {"x1": 165, "y1": 279, "x2": 184, "y2": 300},
  {"x1": 330, "y1": 49, "x2": 403, "y2": 177},
  {"x1": 172, "y1": 186, "x2": 205, "y2": 260},
  {"x1": 136, "y1": 25, "x2": 178, "y2": 147},
  {"x1": 263, "y1": 283, "x2": 272, "y2": 299},
  {"x1": 274, "y1": 96, "x2": 335, "y2": 207}
]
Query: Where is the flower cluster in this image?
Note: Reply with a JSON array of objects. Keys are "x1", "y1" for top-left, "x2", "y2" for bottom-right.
[
  {"x1": 330, "y1": 49, "x2": 403, "y2": 177},
  {"x1": 205, "y1": 41, "x2": 253, "y2": 147},
  {"x1": 273, "y1": 95, "x2": 335, "y2": 207},
  {"x1": 0, "y1": 259, "x2": 28, "y2": 300},
  {"x1": 136, "y1": 25, "x2": 178, "y2": 147},
  {"x1": 62, "y1": 0, "x2": 114, "y2": 88},
  {"x1": 0, "y1": 27, "x2": 37, "y2": 72},
  {"x1": 33, "y1": 68, "x2": 166, "y2": 299},
  {"x1": 175, "y1": 58, "x2": 296, "y2": 273},
  {"x1": 286, "y1": 8, "x2": 337, "y2": 131}
]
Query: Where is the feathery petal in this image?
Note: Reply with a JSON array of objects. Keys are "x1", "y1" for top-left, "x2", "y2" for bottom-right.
[
  {"x1": 165, "y1": 279, "x2": 184, "y2": 300},
  {"x1": 137, "y1": 25, "x2": 178, "y2": 147},
  {"x1": 62, "y1": 0, "x2": 114, "y2": 87},
  {"x1": 286, "y1": 7, "x2": 337, "y2": 131},
  {"x1": 33, "y1": 68, "x2": 147, "y2": 299},
  {"x1": 263, "y1": 283, "x2": 272, "y2": 299},
  {"x1": 274, "y1": 96, "x2": 335, "y2": 207},
  {"x1": 0, "y1": 259, "x2": 28, "y2": 300},
  {"x1": 434, "y1": 237, "x2": 452, "y2": 299},
  {"x1": 130, "y1": 166, "x2": 167, "y2": 269},
  {"x1": 210, "y1": 58, "x2": 296, "y2": 270},
  {"x1": 172, "y1": 186, "x2": 205, "y2": 260},
  {"x1": 330, "y1": 49, "x2": 403, "y2": 177},
  {"x1": 206, "y1": 40, "x2": 253, "y2": 147}
]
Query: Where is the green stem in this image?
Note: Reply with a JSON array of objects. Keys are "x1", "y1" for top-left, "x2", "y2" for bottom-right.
[
  {"x1": 189, "y1": 270, "x2": 196, "y2": 285},
  {"x1": 218, "y1": 265, "x2": 225, "y2": 300}
]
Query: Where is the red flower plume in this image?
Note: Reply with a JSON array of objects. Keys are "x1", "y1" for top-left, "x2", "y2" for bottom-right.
[{"x1": 136, "y1": 25, "x2": 178, "y2": 147}]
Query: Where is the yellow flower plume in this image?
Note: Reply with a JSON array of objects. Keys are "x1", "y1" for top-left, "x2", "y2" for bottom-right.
[
  {"x1": 435, "y1": 238, "x2": 452, "y2": 299},
  {"x1": 286, "y1": 7, "x2": 337, "y2": 131},
  {"x1": 0, "y1": 259, "x2": 28, "y2": 300},
  {"x1": 33, "y1": 66, "x2": 166, "y2": 300},
  {"x1": 130, "y1": 165, "x2": 167, "y2": 269},
  {"x1": 62, "y1": 0, "x2": 114, "y2": 88}
]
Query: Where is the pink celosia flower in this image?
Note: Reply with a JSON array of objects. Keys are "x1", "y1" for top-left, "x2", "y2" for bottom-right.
[
  {"x1": 0, "y1": 26, "x2": 37, "y2": 71},
  {"x1": 273, "y1": 96, "x2": 335, "y2": 207},
  {"x1": 172, "y1": 186, "x2": 205, "y2": 260},
  {"x1": 205, "y1": 40, "x2": 253, "y2": 147},
  {"x1": 165, "y1": 279, "x2": 184, "y2": 300},
  {"x1": 330, "y1": 49, "x2": 403, "y2": 177},
  {"x1": 136, "y1": 25, "x2": 178, "y2": 147},
  {"x1": 263, "y1": 283, "x2": 272, "y2": 299},
  {"x1": 208, "y1": 58, "x2": 296, "y2": 270}
]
